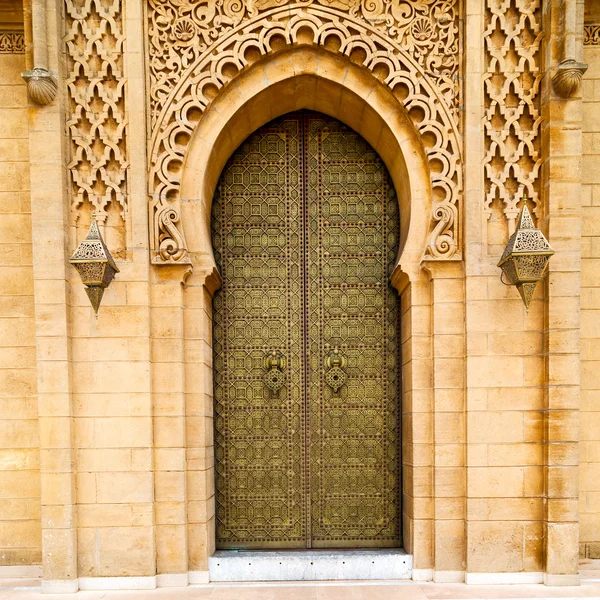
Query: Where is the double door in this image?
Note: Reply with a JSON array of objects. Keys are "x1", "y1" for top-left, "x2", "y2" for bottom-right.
[{"x1": 212, "y1": 111, "x2": 401, "y2": 549}]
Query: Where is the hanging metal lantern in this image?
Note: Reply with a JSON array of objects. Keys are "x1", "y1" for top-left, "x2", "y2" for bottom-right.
[
  {"x1": 69, "y1": 216, "x2": 120, "y2": 313},
  {"x1": 497, "y1": 198, "x2": 554, "y2": 312}
]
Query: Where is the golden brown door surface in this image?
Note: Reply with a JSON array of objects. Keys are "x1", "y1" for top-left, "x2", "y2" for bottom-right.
[{"x1": 212, "y1": 111, "x2": 401, "y2": 550}]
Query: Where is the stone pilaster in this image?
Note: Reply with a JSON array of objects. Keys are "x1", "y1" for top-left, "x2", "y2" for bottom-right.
[
  {"x1": 542, "y1": 0, "x2": 584, "y2": 586},
  {"x1": 425, "y1": 262, "x2": 467, "y2": 582},
  {"x1": 29, "y1": 0, "x2": 77, "y2": 592},
  {"x1": 395, "y1": 272, "x2": 434, "y2": 579},
  {"x1": 150, "y1": 266, "x2": 189, "y2": 584},
  {"x1": 183, "y1": 260, "x2": 220, "y2": 582}
]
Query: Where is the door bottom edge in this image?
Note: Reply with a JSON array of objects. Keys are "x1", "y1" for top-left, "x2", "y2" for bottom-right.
[{"x1": 208, "y1": 549, "x2": 412, "y2": 582}]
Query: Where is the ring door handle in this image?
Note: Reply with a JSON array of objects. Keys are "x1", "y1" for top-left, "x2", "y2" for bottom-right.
[
  {"x1": 263, "y1": 350, "x2": 286, "y2": 392},
  {"x1": 325, "y1": 347, "x2": 347, "y2": 392}
]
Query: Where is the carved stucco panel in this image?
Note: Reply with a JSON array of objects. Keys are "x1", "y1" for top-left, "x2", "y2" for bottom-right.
[
  {"x1": 146, "y1": 1, "x2": 463, "y2": 265},
  {"x1": 483, "y1": 0, "x2": 543, "y2": 226},
  {"x1": 148, "y1": 0, "x2": 460, "y2": 124},
  {"x1": 65, "y1": 0, "x2": 129, "y2": 224}
]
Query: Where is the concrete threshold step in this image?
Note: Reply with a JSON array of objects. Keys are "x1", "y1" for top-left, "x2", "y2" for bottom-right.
[{"x1": 208, "y1": 548, "x2": 412, "y2": 582}]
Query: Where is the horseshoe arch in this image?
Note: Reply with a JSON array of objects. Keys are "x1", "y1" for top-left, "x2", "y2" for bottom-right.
[{"x1": 147, "y1": 4, "x2": 463, "y2": 268}]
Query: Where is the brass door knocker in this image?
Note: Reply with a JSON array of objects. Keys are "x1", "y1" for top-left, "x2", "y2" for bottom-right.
[
  {"x1": 325, "y1": 347, "x2": 347, "y2": 392},
  {"x1": 264, "y1": 350, "x2": 286, "y2": 392}
]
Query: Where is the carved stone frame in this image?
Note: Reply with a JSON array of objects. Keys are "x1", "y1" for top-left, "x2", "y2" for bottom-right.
[
  {"x1": 178, "y1": 45, "x2": 456, "y2": 573},
  {"x1": 147, "y1": 4, "x2": 463, "y2": 265},
  {"x1": 145, "y1": 0, "x2": 466, "y2": 579}
]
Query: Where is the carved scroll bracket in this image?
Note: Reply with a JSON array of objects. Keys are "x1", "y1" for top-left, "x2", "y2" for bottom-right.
[
  {"x1": 147, "y1": 1, "x2": 463, "y2": 266},
  {"x1": 151, "y1": 200, "x2": 191, "y2": 265}
]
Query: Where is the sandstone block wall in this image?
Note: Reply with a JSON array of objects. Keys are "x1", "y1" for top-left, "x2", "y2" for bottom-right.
[
  {"x1": 0, "y1": 0, "x2": 41, "y2": 567},
  {"x1": 0, "y1": 0, "x2": 598, "y2": 586},
  {"x1": 580, "y1": 39, "x2": 600, "y2": 560}
]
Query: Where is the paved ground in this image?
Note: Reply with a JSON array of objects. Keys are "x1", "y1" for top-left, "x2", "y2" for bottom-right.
[
  {"x1": 1, "y1": 568, "x2": 599, "y2": 600},
  {"x1": 2, "y1": 580, "x2": 600, "y2": 600}
]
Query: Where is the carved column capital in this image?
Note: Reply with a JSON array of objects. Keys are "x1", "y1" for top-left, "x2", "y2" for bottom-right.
[
  {"x1": 21, "y1": 67, "x2": 57, "y2": 105},
  {"x1": 22, "y1": 0, "x2": 58, "y2": 105},
  {"x1": 552, "y1": 58, "x2": 588, "y2": 98},
  {"x1": 549, "y1": 0, "x2": 587, "y2": 99}
]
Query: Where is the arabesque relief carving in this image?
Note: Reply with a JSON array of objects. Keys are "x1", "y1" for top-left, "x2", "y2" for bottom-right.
[
  {"x1": 0, "y1": 31, "x2": 25, "y2": 53},
  {"x1": 147, "y1": 0, "x2": 462, "y2": 264},
  {"x1": 483, "y1": 0, "x2": 543, "y2": 226},
  {"x1": 584, "y1": 25, "x2": 600, "y2": 45},
  {"x1": 65, "y1": 0, "x2": 128, "y2": 224}
]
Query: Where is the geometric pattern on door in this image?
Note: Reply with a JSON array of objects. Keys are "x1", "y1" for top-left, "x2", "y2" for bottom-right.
[{"x1": 212, "y1": 111, "x2": 401, "y2": 549}]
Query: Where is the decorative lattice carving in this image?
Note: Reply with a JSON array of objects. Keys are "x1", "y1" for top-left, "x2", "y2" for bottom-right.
[
  {"x1": 65, "y1": 0, "x2": 128, "y2": 223},
  {"x1": 584, "y1": 25, "x2": 600, "y2": 45},
  {"x1": 147, "y1": 0, "x2": 462, "y2": 264},
  {"x1": 483, "y1": 0, "x2": 543, "y2": 223},
  {"x1": 213, "y1": 112, "x2": 401, "y2": 548},
  {"x1": 0, "y1": 31, "x2": 25, "y2": 53}
]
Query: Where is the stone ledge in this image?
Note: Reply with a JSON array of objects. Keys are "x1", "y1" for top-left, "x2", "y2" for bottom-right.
[
  {"x1": 78, "y1": 576, "x2": 157, "y2": 591},
  {"x1": 465, "y1": 572, "x2": 544, "y2": 585},
  {"x1": 0, "y1": 566, "x2": 41, "y2": 578}
]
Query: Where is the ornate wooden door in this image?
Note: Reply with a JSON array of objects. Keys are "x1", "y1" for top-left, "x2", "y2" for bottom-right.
[{"x1": 212, "y1": 111, "x2": 401, "y2": 549}]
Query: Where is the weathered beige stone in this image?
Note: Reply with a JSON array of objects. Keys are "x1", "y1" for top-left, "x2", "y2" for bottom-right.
[
  {"x1": 467, "y1": 522, "x2": 527, "y2": 572},
  {"x1": 0, "y1": 0, "x2": 597, "y2": 587}
]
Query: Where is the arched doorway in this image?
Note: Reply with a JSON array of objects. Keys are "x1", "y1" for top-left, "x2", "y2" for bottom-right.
[{"x1": 212, "y1": 111, "x2": 401, "y2": 550}]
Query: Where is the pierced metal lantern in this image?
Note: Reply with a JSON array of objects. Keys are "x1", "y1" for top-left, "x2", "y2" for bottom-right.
[
  {"x1": 497, "y1": 200, "x2": 554, "y2": 312},
  {"x1": 69, "y1": 217, "x2": 119, "y2": 313}
]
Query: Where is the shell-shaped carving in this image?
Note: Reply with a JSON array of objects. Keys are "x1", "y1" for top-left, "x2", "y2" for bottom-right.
[
  {"x1": 552, "y1": 60, "x2": 588, "y2": 98},
  {"x1": 174, "y1": 17, "x2": 196, "y2": 43},
  {"x1": 411, "y1": 17, "x2": 434, "y2": 42},
  {"x1": 22, "y1": 68, "x2": 57, "y2": 105}
]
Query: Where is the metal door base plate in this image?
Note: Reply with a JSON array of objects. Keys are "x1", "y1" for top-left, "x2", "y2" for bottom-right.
[{"x1": 208, "y1": 549, "x2": 412, "y2": 582}]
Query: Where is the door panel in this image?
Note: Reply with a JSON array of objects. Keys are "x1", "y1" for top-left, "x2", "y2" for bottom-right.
[
  {"x1": 304, "y1": 114, "x2": 401, "y2": 547},
  {"x1": 212, "y1": 111, "x2": 401, "y2": 549},
  {"x1": 213, "y1": 116, "x2": 307, "y2": 548}
]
